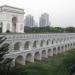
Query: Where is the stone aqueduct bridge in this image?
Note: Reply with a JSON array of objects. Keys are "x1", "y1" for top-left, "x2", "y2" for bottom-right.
[{"x1": 1, "y1": 33, "x2": 75, "y2": 65}]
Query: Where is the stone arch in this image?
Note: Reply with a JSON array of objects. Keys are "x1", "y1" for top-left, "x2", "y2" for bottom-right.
[
  {"x1": 54, "y1": 39, "x2": 57, "y2": 43},
  {"x1": 60, "y1": 39, "x2": 62, "y2": 43},
  {"x1": 58, "y1": 46, "x2": 62, "y2": 53},
  {"x1": 34, "y1": 52, "x2": 41, "y2": 61},
  {"x1": 24, "y1": 41, "x2": 30, "y2": 50},
  {"x1": 48, "y1": 49, "x2": 51, "y2": 57},
  {"x1": 71, "y1": 43, "x2": 73, "y2": 47},
  {"x1": 73, "y1": 43, "x2": 75, "y2": 47},
  {"x1": 68, "y1": 44, "x2": 70, "y2": 47},
  {"x1": 64, "y1": 38, "x2": 66, "y2": 42},
  {"x1": 51, "y1": 39, "x2": 55, "y2": 44},
  {"x1": 14, "y1": 42, "x2": 21, "y2": 51},
  {"x1": 6, "y1": 23, "x2": 10, "y2": 32},
  {"x1": 25, "y1": 53, "x2": 33, "y2": 63},
  {"x1": 73, "y1": 43, "x2": 75, "y2": 46},
  {"x1": 42, "y1": 50, "x2": 47, "y2": 58},
  {"x1": 40, "y1": 40, "x2": 45, "y2": 47},
  {"x1": 15, "y1": 55, "x2": 25, "y2": 65},
  {"x1": 56, "y1": 38, "x2": 59, "y2": 43},
  {"x1": 47, "y1": 39, "x2": 50, "y2": 45},
  {"x1": 61, "y1": 46, "x2": 64, "y2": 50},
  {"x1": 53, "y1": 47, "x2": 57, "y2": 55},
  {"x1": 33, "y1": 40, "x2": 38, "y2": 48},
  {"x1": 65, "y1": 44, "x2": 67, "y2": 49},
  {"x1": 12, "y1": 17, "x2": 17, "y2": 32},
  {"x1": 62, "y1": 39, "x2": 64, "y2": 43},
  {"x1": 74, "y1": 43, "x2": 75, "y2": 46}
]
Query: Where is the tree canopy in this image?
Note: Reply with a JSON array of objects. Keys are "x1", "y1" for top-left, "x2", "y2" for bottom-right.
[{"x1": 24, "y1": 26, "x2": 75, "y2": 33}]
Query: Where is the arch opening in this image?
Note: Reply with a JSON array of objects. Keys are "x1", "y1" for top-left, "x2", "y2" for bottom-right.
[
  {"x1": 53, "y1": 47, "x2": 57, "y2": 55},
  {"x1": 14, "y1": 42, "x2": 20, "y2": 51},
  {"x1": 51, "y1": 39, "x2": 55, "y2": 44},
  {"x1": 58, "y1": 46, "x2": 60, "y2": 53},
  {"x1": 61, "y1": 46, "x2": 64, "y2": 51},
  {"x1": 33, "y1": 41, "x2": 38, "y2": 48},
  {"x1": 6, "y1": 23, "x2": 10, "y2": 32},
  {"x1": 25, "y1": 53, "x2": 33, "y2": 64},
  {"x1": 15, "y1": 55, "x2": 25, "y2": 65},
  {"x1": 40, "y1": 40, "x2": 45, "y2": 47},
  {"x1": 48, "y1": 49, "x2": 51, "y2": 57},
  {"x1": 68, "y1": 44, "x2": 70, "y2": 48},
  {"x1": 42, "y1": 50, "x2": 47, "y2": 58},
  {"x1": 47, "y1": 39, "x2": 50, "y2": 45},
  {"x1": 65, "y1": 45, "x2": 67, "y2": 49},
  {"x1": 34, "y1": 52, "x2": 41, "y2": 61},
  {"x1": 73, "y1": 43, "x2": 75, "y2": 46},
  {"x1": 12, "y1": 17, "x2": 17, "y2": 32},
  {"x1": 71, "y1": 43, "x2": 73, "y2": 47},
  {"x1": 24, "y1": 41, "x2": 30, "y2": 50}
]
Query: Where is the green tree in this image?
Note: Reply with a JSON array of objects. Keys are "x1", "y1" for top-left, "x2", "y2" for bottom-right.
[
  {"x1": 0, "y1": 36, "x2": 13, "y2": 75},
  {"x1": 65, "y1": 27, "x2": 75, "y2": 32}
]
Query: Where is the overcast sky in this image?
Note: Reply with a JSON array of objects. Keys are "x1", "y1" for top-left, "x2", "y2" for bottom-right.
[{"x1": 0, "y1": 0, "x2": 75, "y2": 27}]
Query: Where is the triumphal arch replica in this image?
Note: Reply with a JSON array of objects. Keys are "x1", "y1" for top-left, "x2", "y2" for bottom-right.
[
  {"x1": 0, "y1": 5, "x2": 75, "y2": 66},
  {"x1": 0, "y1": 5, "x2": 24, "y2": 33}
]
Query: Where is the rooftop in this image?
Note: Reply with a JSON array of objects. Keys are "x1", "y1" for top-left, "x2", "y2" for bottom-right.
[{"x1": 0, "y1": 5, "x2": 24, "y2": 11}]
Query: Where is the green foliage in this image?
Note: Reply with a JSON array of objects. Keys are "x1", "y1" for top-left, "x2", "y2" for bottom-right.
[
  {"x1": 0, "y1": 36, "x2": 13, "y2": 75},
  {"x1": 10, "y1": 64, "x2": 49, "y2": 75},
  {"x1": 24, "y1": 26, "x2": 75, "y2": 33},
  {"x1": 65, "y1": 27, "x2": 75, "y2": 32},
  {"x1": 24, "y1": 26, "x2": 65, "y2": 33},
  {"x1": 0, "y1": 36, "x2": 7, "y2": 61}
]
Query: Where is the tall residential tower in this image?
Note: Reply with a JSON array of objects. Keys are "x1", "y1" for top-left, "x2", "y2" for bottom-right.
[
  {"x1": 39, "y1": 13, "x2": 50, "y2": 27},
  {"x1": 25, "y1": 15, "x2": 35, "y2": 27}
]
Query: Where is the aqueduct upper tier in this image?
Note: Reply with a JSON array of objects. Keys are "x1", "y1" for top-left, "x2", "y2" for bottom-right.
[{"x1": 0, "y1": 33, "x2": 75, "y2": 65}]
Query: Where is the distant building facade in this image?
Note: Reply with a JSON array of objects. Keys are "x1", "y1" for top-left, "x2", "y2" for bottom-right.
[
  {"x1": 39, "y1": 13, "x2": 50, "y2": 27},
  {"x1": 25, "y1": 15, "x2": 35, "y2": 27}
]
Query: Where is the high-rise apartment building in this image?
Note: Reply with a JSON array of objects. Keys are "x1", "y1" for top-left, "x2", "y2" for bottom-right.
[
  {"x1": 25, "y1": 15, "x2": 35, "y2": 27},
  {"x1": 39, "y1": 13, "x2": 50, "y2": 27}
]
